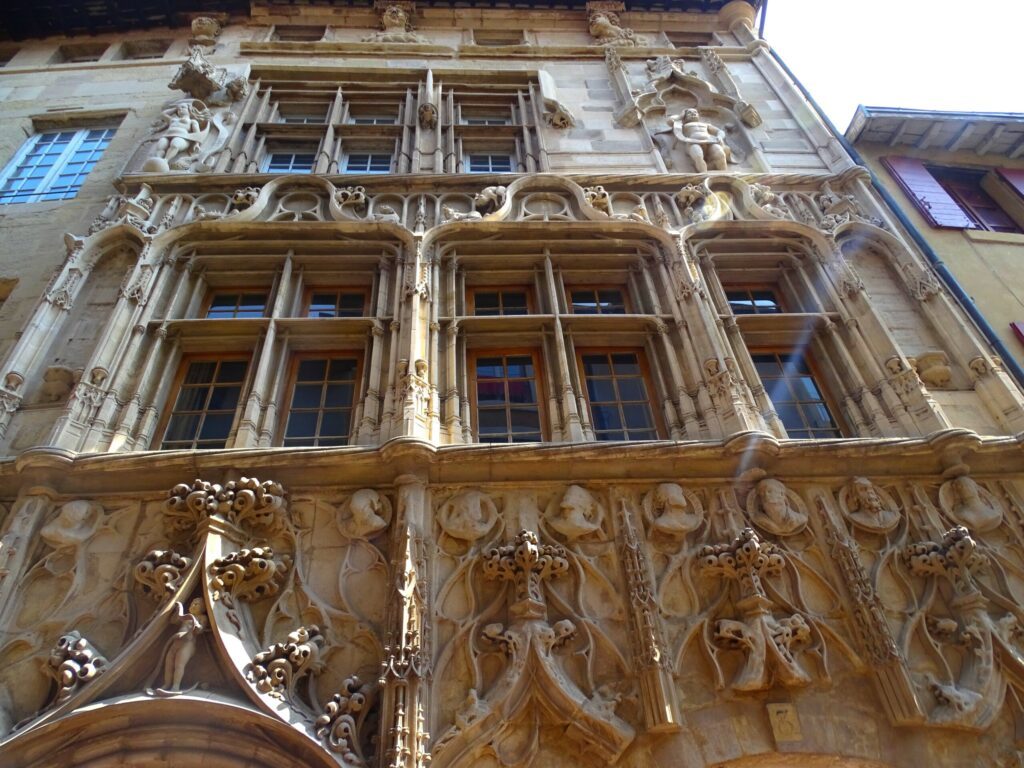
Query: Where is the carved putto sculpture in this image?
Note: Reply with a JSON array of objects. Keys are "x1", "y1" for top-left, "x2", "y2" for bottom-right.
[
  {"x1": 143, "y1": 102, "x2": 210, "y2": 172},
  {"x1": 664, "y1": 108, "x2": 734, "y2": 172},
  {"x1": 748, "y1": 478, "x2": 808, "y2": 536},
  {"x1": 362, "y1": 4, "x2": 427, "y2": 44},
  {"x1": 840, "y1": 476, "x2": 900, "y2": 533}
]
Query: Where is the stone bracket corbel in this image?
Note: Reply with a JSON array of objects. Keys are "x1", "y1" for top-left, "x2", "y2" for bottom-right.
[{"x1": 537, "y1": 70, "x2": 577, "y2": 129}]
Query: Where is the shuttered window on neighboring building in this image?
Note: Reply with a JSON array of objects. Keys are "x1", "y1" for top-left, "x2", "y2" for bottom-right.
[{"x1": 882, "y1": 156, "x2": 1023, "y2": 233}]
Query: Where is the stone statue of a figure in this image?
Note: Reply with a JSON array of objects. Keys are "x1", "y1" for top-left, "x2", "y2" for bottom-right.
[{"x1": 665, "y1": 108, "x2": 733, "y2": 173}]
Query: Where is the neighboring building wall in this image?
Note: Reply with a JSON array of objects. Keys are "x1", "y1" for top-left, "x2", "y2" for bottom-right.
[
  {"x1": 855, "y1": 140, "x2": 1024, "y2": 368},
  {"x1": 0, "y1": 3, "x2": 1022, "y2": 768}
]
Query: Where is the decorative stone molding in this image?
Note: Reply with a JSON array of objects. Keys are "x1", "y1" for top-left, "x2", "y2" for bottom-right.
[
  {"x1": 699, "y1": 528, "x2": 813, "y2": 691},
  {"x1": 44, "y1": 630, "x2": 108, "y2": 705}
]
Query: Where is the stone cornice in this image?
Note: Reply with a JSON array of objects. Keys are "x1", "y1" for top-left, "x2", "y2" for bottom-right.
[{"x1": 0, "y1": 430, "x2": 1020, "y2": 498}]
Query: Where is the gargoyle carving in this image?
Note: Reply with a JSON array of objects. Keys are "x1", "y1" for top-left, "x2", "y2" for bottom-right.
[
  {"x1": 699, "y1": 528, "x2": 813, "y2": 691},
  {"x1": 168, "y1": 46, "x2": 247, "y2": 104}
]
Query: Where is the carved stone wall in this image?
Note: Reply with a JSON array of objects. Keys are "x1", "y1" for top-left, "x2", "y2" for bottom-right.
[{"x1": 0, "y1": 2, "x2": 1023, "y2": 766}]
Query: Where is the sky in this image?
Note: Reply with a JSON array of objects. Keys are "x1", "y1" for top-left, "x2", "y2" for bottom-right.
[{"x1": 760, "y1": 0, "x2": 1024, "y2": 132}]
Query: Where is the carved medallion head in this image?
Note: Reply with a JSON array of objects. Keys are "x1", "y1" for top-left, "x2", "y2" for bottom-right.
[
  {"x1": 547, "y1": 485, "x2": 603, "y2": 540},
  {"x1": 748, "y1": 478, "x2": 807, "y2": 536},
  {"x1": 840, "y1": 477, "x2": 899, "y2": 533},
  {"x1": 643, "y1": 483, "x2": 702, "y2": 536},
  {"x1": 41, "y1": 500, "x2": 102, "y2": 548},
  {"x1": 339, "y1": 488, "x2": 391, "y2": 539},
  {"x1": 438, "y1": 489, "x2": 498, "y2": 543},
  {"x1": 940, "y1": 474, "x2": 1003, "y2": 532}
]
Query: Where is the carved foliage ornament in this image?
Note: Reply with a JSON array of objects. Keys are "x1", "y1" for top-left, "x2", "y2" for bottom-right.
[
  {"x1": 165, "y1": 477, "x2": 285, "y2": 540},
  {"x1": 134, "y1": 549, "x2": 193, "y2": 601},
  {"x1": 249, "y1": 625, "x2": 325, "y2": 699},
  {"x1": 45, "y1": 631, "x2": 108, "y2": 705},
  {"x1": 315, "y1": 676, "x2": 374, "y2": 762},
  {"x1": 208, "y1": 546, "x2": 291, "y2": 603}
]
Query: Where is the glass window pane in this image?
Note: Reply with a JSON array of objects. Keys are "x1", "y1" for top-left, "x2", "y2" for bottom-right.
[
  {"x1": 591, "y1": 404, "x2": 622, "y2": 431},
  {"x1": 297, "y1": 359, "x2": 327, "y2": 381},
  {"x1": 507, "y1": 380, "x2": 537, "y2": 404},
  {"x1": 476, "y1": 358, "x2": 504, "y2": 378},
  {"x1": 586, "y1": 378, "x2": 616, "y2": 403},
  {"x1": 505, "y1": 356, "x2": 534, "y2": 378},
  {"x1": 610, "y1": 354, "x2": 640, "y2": 374},
  {"x1": 477, "y1": 408, "x2": 508, "y2": 433},
  {"x1": 477, "y1": 381, "x2": 505, "y2": 405},
  {"x1": 207, "y1": 385, "x2": 241, "y2": 411},
  {"x1": 509, "y1": 407, "x2": 540, "y2": 431},
  {"x1": 328, "y1": 358, "x2": 357, "y2": 380},
  {"x1": 474, "y1": 292, "x2": 499, "y2": 313},
  {"x1": 217, "y1": 361, "x2": 248, "y2": 382},
  {"x1": 199, "y1": 413, "x2": 234, "y2": 441},
  {"x1": 319, "y1": 410, "x2": 350, "y2": 438},
  {"x1": 616, "y1": 377, "x2": 646, "y2": 402},
  {"x1": 338, "y1": 293, "x2": 364, "y2": 316},
  {"x1": 165, "y1": 414, "x2": 200, "y2": 442},
  {"x1": 291, "y1": 384, "x2": 323, "y2": 409},
  {"x1": 582, "y1": 355, "x2": 611, "y2": 376},
  {"x1": 776, "y1": 404, "x2": 805, "y2": 431},
  {"x1": 804, "y1": 403, "x2": 836, "y2": 430},
  {"x1": 174, "y1": 385, "x2": 208, "y2": 412},
  {"x1": 183, "y1": 361, "x2": 216, "y2": 385},
  {"x1": 622, "y1": 404, "x2": 653, "y2": 430},
  {"x1": 788, "y1": 375, "x2": 824, "y2": 402},
  {"x1": 324, "y1": 383, "x2": 354, "y2": 407},
  {"x1": 286, "y1": 411, "x2": 318, "y2": 438}
]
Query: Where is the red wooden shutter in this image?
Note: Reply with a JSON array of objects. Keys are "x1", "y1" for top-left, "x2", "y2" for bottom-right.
[
  {"x1": 996, "y1": 168, "x2": 1024, "y2": 200},
  {"x1": 881, "y1": 156, "x2": 976, "y2": 229},
  {"x1": 1012, "y1": 321, "x2": 1024, "y2": 347}
]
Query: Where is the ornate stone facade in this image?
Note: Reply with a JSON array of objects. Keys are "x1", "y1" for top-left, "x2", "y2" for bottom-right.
[{"x1": 0, "y1": 2, "x2": 1022, "y2": 767}]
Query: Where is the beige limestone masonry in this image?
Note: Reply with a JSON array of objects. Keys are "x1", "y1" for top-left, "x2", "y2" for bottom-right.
[{"x1": 0, "y1": 2, "x2": 1022, "y2": 766}]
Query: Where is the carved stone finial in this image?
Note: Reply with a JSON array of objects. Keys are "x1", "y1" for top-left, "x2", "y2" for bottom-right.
[
  {"x1": 905, "y1": 526, "x2": 987, "y2": 597},
  {"x1": 482, "y1": 529, "x2": 568, "y2": 618}
]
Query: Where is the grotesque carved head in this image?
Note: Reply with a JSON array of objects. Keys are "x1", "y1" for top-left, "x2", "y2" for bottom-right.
[{"x1": 382, "y1": 4, "x2": 409, "y2": 30}]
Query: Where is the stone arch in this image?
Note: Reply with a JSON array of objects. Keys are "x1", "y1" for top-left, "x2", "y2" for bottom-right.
[{"x1": 0, "y1": 695, "x2": 336, "y2": 768}]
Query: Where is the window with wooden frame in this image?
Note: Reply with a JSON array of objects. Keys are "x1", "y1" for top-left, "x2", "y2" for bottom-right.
[
  {"x1": 277, "y1": 102, "x2": 330, "y2": 125},
  {"x1": 577, "y1": 350, "x2": 660, "y2": 441},
  {"x1": 725, "y1": 287, "x2": 784, "y2": 315},
  {"x1": 160, "y1": 358, "x2": 249, "y2": 450},
  {"x1": 470, "y1": 288, "x2": 531, "y2": 316},
  {"x1": 343, "y1": 152, "x2": 393, "y2": 174},
  {"x1": 751, "y1": 352, "x2": 842, "y2": 439},
  {"x1": 205, "y1": 292, "x2": 268, "y2": 319},
  {"x1": 465, "y1": 153, "x2": 514, "y2": 173},
  {"x1": 568, "y1": 287, "x2": 628, "y2": 315},
  {"x1": 882, "y1": 156, "x2": 1024, "y2": 232},
  {"x1": 263, "y1": 147, "x2": 318, "y2": 174},
  {"x1": 471, "y1": 351, "x2": 545, "y2": 443},
  {"x1": 306, "y1": 289, "x2": 367, "y2": 318},
  {"x1": 280, "y1": 355, "x2": 361, "y2": 447}
]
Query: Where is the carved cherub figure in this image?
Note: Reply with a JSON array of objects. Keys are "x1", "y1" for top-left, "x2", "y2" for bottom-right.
[
  {"x1": 666, "y1": 108, "x2": 733, "y2": 173},
  {"x1": 749, "y1": 478, "x2": 807, "y2": 535},
  {"x1": 547, "y1": 485, "x2": 603, "y2": 540}
]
